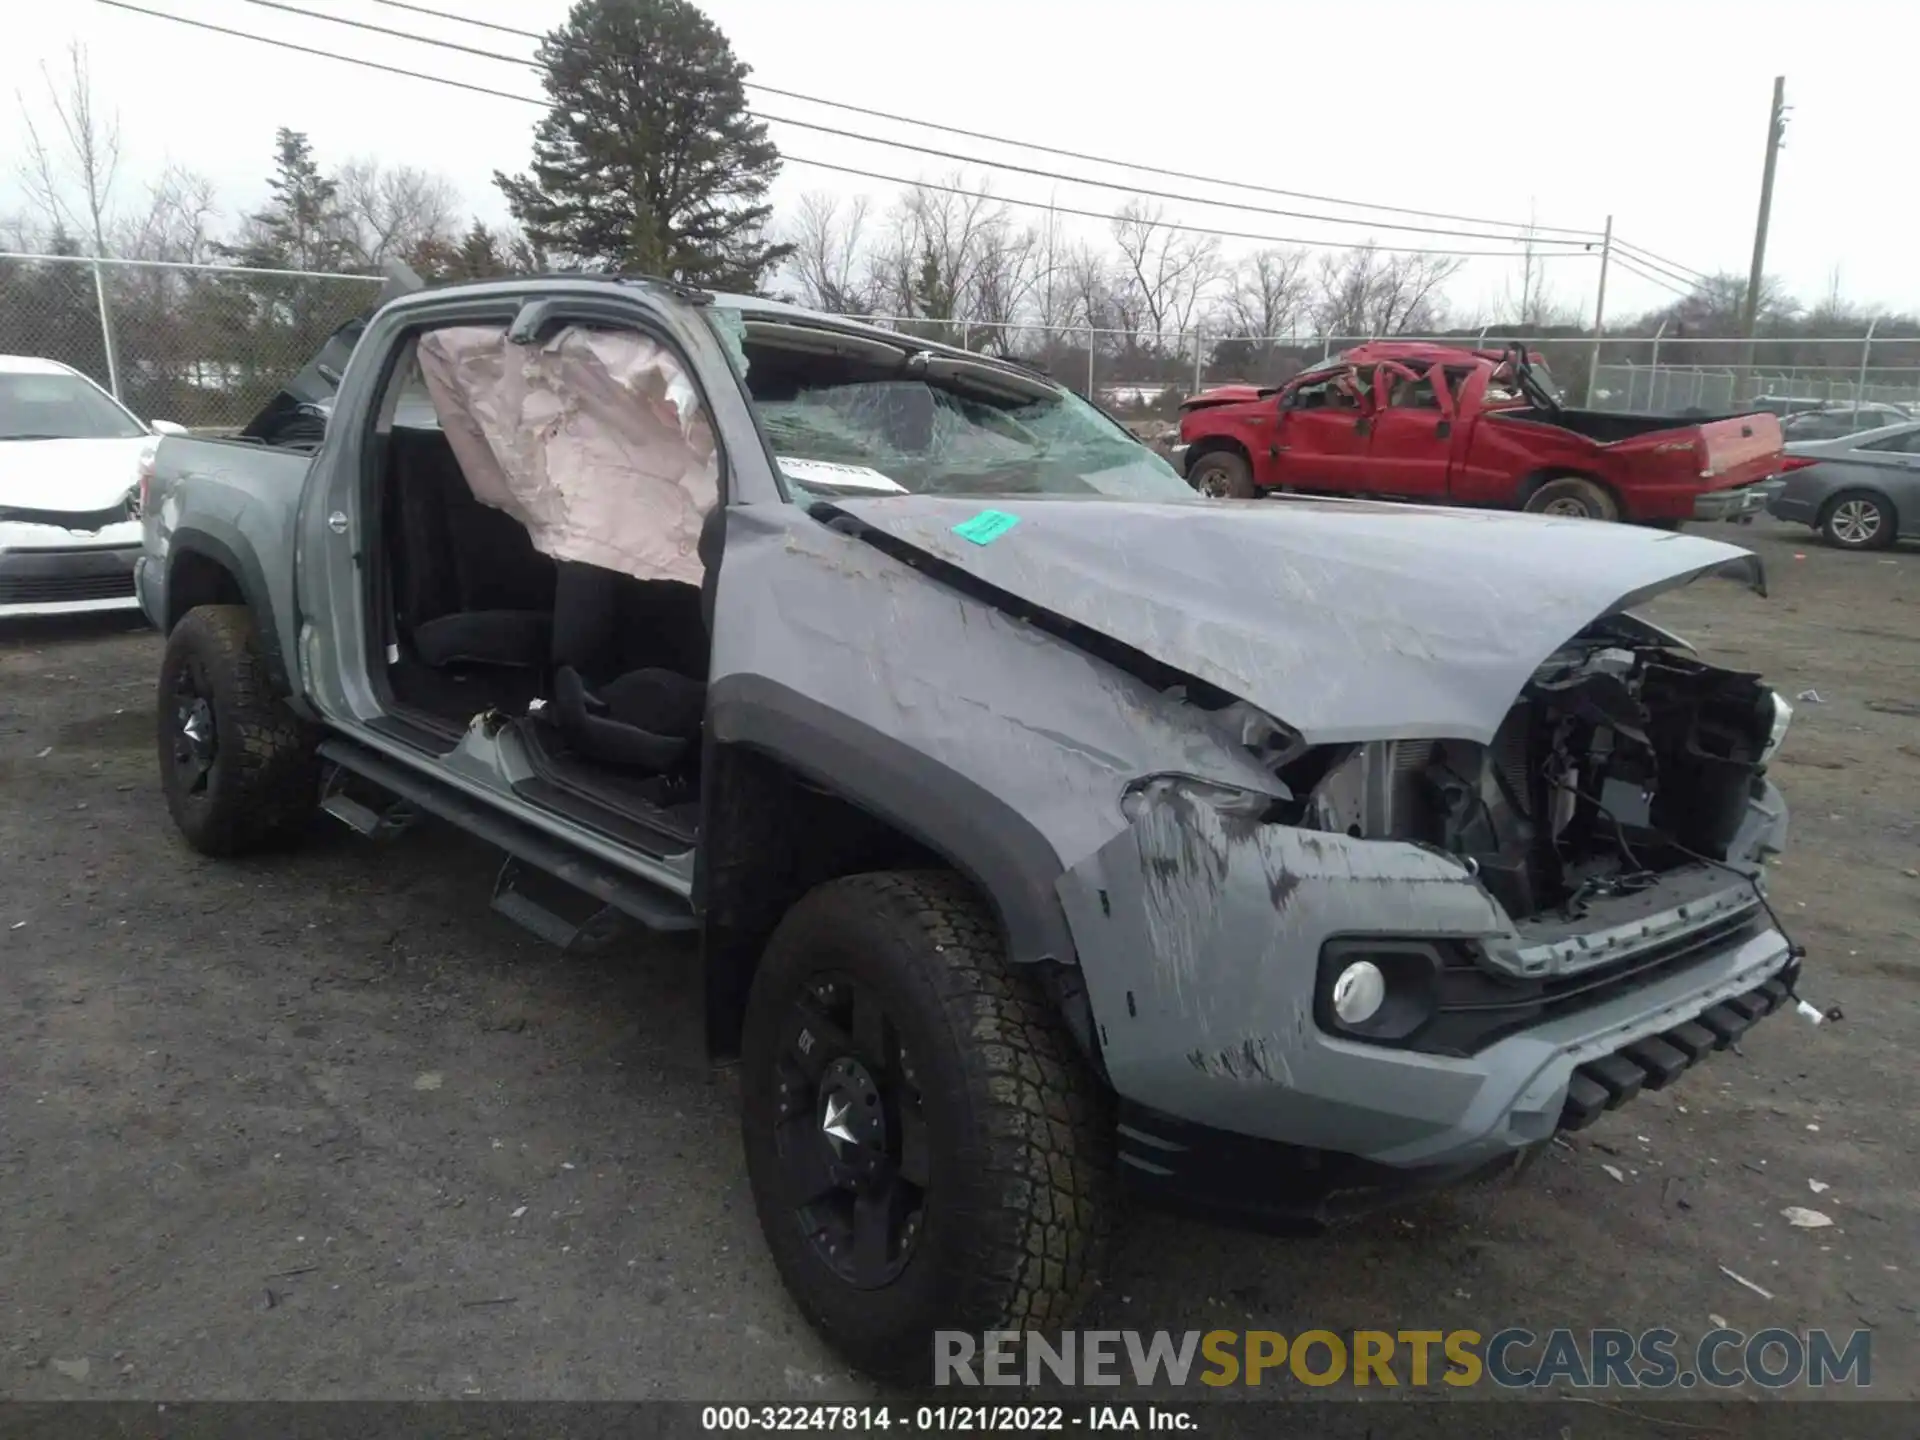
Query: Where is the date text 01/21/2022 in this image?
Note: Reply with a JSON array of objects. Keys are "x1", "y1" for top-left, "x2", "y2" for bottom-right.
[{"x1": 700, "y1": 1405, "x2": 1195, "y2": 1432}]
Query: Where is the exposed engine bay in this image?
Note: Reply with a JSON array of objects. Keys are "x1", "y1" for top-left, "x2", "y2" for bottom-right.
[{"x1": 1297, "y1": 620, "x2": 1789, "y2": 924}]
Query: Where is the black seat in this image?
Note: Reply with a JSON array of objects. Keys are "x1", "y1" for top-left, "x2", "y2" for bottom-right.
[
  {"x1": 546, "y1": 504, "x2": 726, "y2": 770},
  {"x1": 387, "y1": 428, "x2": 555, "y2": 670}
]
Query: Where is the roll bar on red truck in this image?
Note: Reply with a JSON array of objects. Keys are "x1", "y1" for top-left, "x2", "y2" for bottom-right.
[{"x1": 1176, "y1": 342, "x2": 1782, "y2": 524}]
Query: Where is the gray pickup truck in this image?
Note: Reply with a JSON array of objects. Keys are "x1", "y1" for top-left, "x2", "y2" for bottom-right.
[{"x1": 138, "y1": 273, "x2": 1805, "y2": 1381}]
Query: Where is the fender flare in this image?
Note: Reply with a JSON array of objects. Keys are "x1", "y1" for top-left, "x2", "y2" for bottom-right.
[
  {"x1": 702, "y1": 672, "x2": 1077, "y2": 971},
  {"x1": 166, "y1": 523, "x2": 292, "y2": 694}
]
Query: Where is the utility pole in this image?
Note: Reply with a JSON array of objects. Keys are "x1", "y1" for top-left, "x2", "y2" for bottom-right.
[
  {"x1": 1740, "y1": 76, "x2": 1788, "y2": 384},
  {"x1": 1583, "y1": 215, "x2": 1613, "y2": 407}
]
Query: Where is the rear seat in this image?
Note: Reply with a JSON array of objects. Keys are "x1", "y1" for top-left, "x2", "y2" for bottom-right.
[{"x1": 386, "y1": 427, "x2": 556, "y2": 669}]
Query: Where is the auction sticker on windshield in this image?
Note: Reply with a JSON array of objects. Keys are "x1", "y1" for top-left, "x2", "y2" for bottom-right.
[{"x1": 778, "y1": 456, "x2": 906, "y2": 494}]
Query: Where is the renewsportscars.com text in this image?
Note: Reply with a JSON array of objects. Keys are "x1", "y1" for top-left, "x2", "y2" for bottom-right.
[{"x1": 934, "y1": 1327, "x2": 1871, "y2": 1390}]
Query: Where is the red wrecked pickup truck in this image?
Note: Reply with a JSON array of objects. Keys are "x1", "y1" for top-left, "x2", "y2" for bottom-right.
[{"x1": 1175, "y1": 342, "x2": 1782, "y2": 524}]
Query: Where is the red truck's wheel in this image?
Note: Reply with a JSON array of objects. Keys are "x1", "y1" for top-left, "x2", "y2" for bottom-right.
[
  {"x1": 1189, "y1": 450, "x2": 1256, "y2": 499},
  {"x1": 1523, "y1": 475, "x2": 1618, "y2": 522}
]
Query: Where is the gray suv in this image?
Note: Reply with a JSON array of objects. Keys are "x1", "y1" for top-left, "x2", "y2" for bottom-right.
[{"x1": 137, "y1": 274, "x2": 1804, "y2": 1380}]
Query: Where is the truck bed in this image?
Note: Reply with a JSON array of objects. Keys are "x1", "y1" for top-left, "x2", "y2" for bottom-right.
[{"x1": 1489, "y1": 406, "x2": 1783, "y2": 491}]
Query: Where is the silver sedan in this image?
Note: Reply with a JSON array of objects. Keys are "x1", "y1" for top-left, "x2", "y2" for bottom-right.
[{"x1": 1765, "y1": 420, "x2": 1920, "y2": 550}]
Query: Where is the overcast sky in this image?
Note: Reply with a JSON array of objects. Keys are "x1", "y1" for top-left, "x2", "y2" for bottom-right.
[{"x1": 4, "y1": 0, "x2": 1913, "y2": 328}]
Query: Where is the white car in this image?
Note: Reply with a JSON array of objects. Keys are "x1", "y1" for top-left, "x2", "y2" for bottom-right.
[{"x1": 0, "y1": 355, "x2": 184, "y2": 618}]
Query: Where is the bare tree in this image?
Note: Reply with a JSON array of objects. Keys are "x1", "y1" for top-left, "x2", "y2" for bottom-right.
[
  {"x1": 1062, "y1": 240, "x2": 1131, "y2": 333},
  {"x1": 783, "y1": 190, "x2": 877, "y2": 314},
  {"x1": 1313, "y1": 244, "x2": 1465, "y2": 337},
  {"x1": 332, "y1": 158, "x2": 460, "y2": 268},
  {"x1": 115, "y1": 165, "x2": 221, "y2": 263},
  {"x1": 885, "y1": 175, "x2": 1007, "y2": 322},
  {"x1": 1223, "y1": 246, "x2": 1310, "y2": 341},
  {"x1": 968, "y1": 221, "x2": 1042, "y2": 348},
  {"x1": 1490, "y1": 216, "x2": 1583, "y2": 330},
  {"x1": 1026, "y1": 204, "x2": 1072, "y2": 332},
  {"x1": 1110, "y1": 200, "x2": 1223, "y2": 348},
  {"x1": 15, "y1": 42, "x2": 121, "y2": 255}
]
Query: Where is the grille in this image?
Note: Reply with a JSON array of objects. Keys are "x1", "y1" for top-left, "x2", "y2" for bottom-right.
[
  {"x1": 0, "y1": 570, "x2": 136, "y2": 604},
  {"x1": 1412, "y1": 909, "x2": 1763, "y2": 1056}
]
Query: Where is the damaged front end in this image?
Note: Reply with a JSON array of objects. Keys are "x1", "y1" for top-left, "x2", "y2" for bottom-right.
[
  {"x1": 1056, "y1": 613, "x2": 1799, "y2": 1223},
  {"x1": 1298, "y1": 617, "x2": 1789, "y2": 947}
]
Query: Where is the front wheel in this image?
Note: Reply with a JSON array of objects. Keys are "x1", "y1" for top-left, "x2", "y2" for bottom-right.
[
  {"x1": 1820, "y1": 490, "x2": 1895, "y2": 550},
  {"x1": 1523, "y1": 475, "x2": 1619, "y2": 522},
  {"x1": 157, "y1": 604, "x2": 319, "y2": 855},
  {"x1": 1188, "y1": 449, "x2": 1256, "y2": 499},
  {"x1": 740, "y1": 871, "x2": 1112, "y2": 1382}
]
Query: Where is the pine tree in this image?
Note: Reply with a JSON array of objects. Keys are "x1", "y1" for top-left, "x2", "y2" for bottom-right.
[
  {"x1": 221, "y1": 128, "x2": 350, "y2": 273},
  {"x1": 455, "y1": 221, "x2": 510, "y2": 279},
  {"x1": 214, "y1": 129, "x2": 359, "y2": 400},
  {"x1": 495, "y1": 0, "x2": 791, "y2": 290}
]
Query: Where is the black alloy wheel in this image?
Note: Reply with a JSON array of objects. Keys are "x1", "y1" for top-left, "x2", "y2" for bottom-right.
[{"x1": 772, "y1": 971, "x2": 928, "y2": 1289}]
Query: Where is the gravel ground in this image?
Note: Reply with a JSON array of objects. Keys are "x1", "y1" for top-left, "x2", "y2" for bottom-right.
[{"x1": 1, "y1": 518, "x2": 1914, "y2": 1403}]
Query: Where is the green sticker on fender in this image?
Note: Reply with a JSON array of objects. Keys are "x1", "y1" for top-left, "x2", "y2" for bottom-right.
[{"x1": 952, "y1": 509, "x2": 1021, "y2": 545}]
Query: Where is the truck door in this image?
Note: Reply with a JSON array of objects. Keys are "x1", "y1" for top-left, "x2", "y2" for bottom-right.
[
  {"x1": 1364, "y1": 362, "x2": 1453, "y2": 499},
  {"x1": 1270, "y1": 365, "x2": 1376, "y2": 493}
]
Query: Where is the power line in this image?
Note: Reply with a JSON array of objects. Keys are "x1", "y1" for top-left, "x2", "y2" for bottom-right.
[
  {"x1": 1614, "y1": 238, "x2": 1711, "y2": 286},
  {"x1": 1611, "y1": 255, "x2": 1694, "y2": 300},
  {"x1": 371, "y1": 0, "x2": 1603, "y2": 242},
  {"x1": 771, "y1": 155, "x2": 1592, "y2": 256},
  {"x1": 237, "y1": 0, "x2": 1595, "y2": 249},
  {"x1": 1617, "y1": 240, "x2": 1710, "y2": 283},
  {"x1": 95, "y1": 1, "x2": 1599, "y2": 259}
]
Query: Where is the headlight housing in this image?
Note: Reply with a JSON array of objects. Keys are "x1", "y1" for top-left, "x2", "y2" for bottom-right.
[{"x1": 1761, "y1": 691, "x2": 1792, "y2": 763}]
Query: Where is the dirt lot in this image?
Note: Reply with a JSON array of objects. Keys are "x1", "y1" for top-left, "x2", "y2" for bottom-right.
[{"x1": 1, "y1": 518, "x2": 1915, "y2": 1404}]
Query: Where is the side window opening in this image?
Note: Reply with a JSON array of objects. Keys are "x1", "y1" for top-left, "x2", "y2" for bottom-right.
[{"x1": 1386, "y1": 368, "x2": 1440, "y2": 409}]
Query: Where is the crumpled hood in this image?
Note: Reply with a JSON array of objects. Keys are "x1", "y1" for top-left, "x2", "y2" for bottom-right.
[
  {"x1": 823, "y1": 493, "x2": 1763, "y2": 745},
  {"x1": 0, "y1": 437, "x2": 150, "y2": 518}
]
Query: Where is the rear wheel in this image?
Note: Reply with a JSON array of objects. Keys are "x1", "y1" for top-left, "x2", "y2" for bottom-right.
[
  {"x1": 1523, "y1": 475, "x2": 1619, "y2": 522},
  {"x1": 1820, "y1": 489, "x2": 1895, "y2": 550},
  {"x1": 157, "y1": 605, "x2": 319, "y2": 855},
  {"x1": 1188, "y1": 449, "x2": 1256, "y2": 499},
  {"x1": 740, "y1": 870, "x2": 1112, "y2": 1382}
]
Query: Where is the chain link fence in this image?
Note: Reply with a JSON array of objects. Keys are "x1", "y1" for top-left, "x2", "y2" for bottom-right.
[
  {"x1": 1, "y1": 252, "x2": 383, "y2": 430},
  {"x1": 1590, "y1": 364, "x2": 1920, "y2": 415}
]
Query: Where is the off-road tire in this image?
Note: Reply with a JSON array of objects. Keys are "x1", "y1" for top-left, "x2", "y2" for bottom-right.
[
  {"x1": 1819, "y1": 489, "x2": 1896, "y2": 551},
  {"x1": 1189, "y1": 448, "x2": 1257, "y2": 499},
  {"x1": 157, "y1": 604, "x2": 319, "y2": 856},
  {"x1": 740, "y1": 870, "x2": 1113, "y2": 1383},
  {"x1": 1523, "y1": 474, "x2": 1619, "y2": 522}
]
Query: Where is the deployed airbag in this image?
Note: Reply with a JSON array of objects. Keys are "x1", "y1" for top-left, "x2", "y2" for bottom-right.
[{"x1": 416, "y1": 325, "x2": 718, "y2": 586}]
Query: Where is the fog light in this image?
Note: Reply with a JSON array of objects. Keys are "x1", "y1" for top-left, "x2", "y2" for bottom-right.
[{"x1": 1331, "y1": 961, "x2": 1386, "y2": 1025}]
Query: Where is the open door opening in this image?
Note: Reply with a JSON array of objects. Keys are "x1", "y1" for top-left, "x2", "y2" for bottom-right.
[{"x1": 363, "y1": 320, "x2": 721, "y2": 847}]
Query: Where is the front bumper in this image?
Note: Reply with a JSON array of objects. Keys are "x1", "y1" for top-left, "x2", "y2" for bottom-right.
[
  {"x1": 1168, "y1": 442, "x2": 1190, "y2": 476},
  {"x1": 1058, "y1": 781, "x2": 1795, "y2": 1202},
  {"x1": 1117, "y1": 960, "x2": 1797, "y2": 1227},
  {"x1": 1692, "y1": 483, "x2": 1769, "y2": 522},
  {"x1": 0, "y1": 541, "x2": 142, "y2": 618}
]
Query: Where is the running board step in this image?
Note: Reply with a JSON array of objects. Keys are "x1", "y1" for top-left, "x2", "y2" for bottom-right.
[
  {"x1": 490, "y1": 857, "x2": 635, "y2": 955},
  {"x1": 320, "y1": 766, "x2": 420, "y2": 839},
  {"x1": 316, "y1": 736, "x2": 696, "y2": 938}
]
